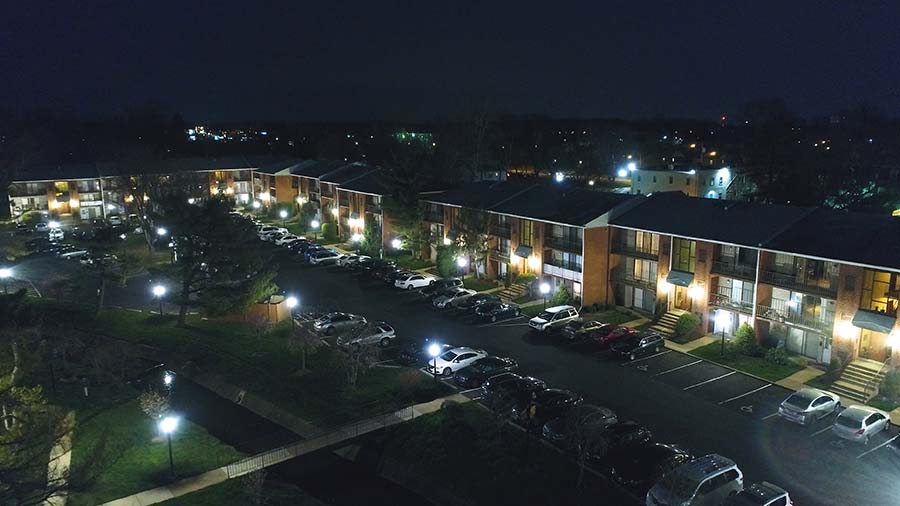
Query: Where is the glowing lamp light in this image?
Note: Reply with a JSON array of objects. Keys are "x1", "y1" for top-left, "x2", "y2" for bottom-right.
[
  {"x1": 259, "y1": 192, "x2": 271, "y2": 201},
  {"x1": 286, "y1": 296, "x2": 298, "y2": 309},
  {"x1": 352, "y1": 233, "x2": 363, "y2": 242},
  {"x1": 539, "y1": 282, "x2": 551, "y2": 295},
  {"x1": 49, "y1": 200, "x2": 60, "y2": 210},
  {"x1": 627, "y1": 162, "x2": 637, "y2": 171},
  {"x1": 527, "y1": 255, "x2": 541, "y2": 270},
  {"x1": 296, "y1": 196, "x2": 306, "y2": 205},
  {"x1": 391, "y1": 238, "x2": 403, "y2": 250},
  {"x1": 688, "y1": 169, "x2": 696, "y2": 175},
  {"x1": 554, "y1": 172, "x2": 565, "y2": 183},
  {"x1": 252, "y1": 201, "x2": 261, "y2": 209},
  {"x1": 311, "y1": 219, "x2": 320, "y2": 229},
  {"x1": 156, "y1": 227, "x2": 168, "y2": 237},
  {"x1": 456, "y1": 256, "x2": 468, "y2": 268},
  {"x1": 617, "y1": 169, "x2": 628, "y2": 178},
  {"x1": 159, "y1": 416, "x2": 178, "y2": 434},
  {"x1": 70, "y1": 199, "x2": 80, "y2": 208},
  {"x1": 224, "y1": 187, "x2": 234, "y2": 195},
  {"x1": 715, "y1": 310, "x2": 731, "y2": 328},
  {"x1": 687, "y1": 284, "x2": 704, "y2": 300},
  {"x1": 588, "y1": 180, "x2": 595, "y2": 186},
  {"x1": 442, "y1": 237, "x2": 452, "y2": 246},
  {"x1": 0, "y1": 267, "x2": 12, "y2": 280},
  {"x1": 331, "y1": 207, "x2": 339, "y2": 217},
  {"x1": 187, "y1": 198, "x2": 196, "y2": 204},
  {"x1": 163, "y1": 372, "x2": 174, "y2": 387},
  {"x1": 48, "y1": 221, "x2": 60, "y2": 229},
  {"x1": 428, "y1": 343, "x2": 442, "y2": 358},
  {"x1": 119, "y1": 233, "x2": 127, "y2": 241},
  {"x1": 889, "y1": 332, "x2": 900, "y2": 349},
  {"x1": 835, "y1": 321, "x2": 856, "y2": 340},
  {"x1": 107, "y1": 203, "x2": 116, "y2": 211},
  {"x1": 279, "y1": 210, "x2": 288, "y2": 219},
  {"x1": 240, "y1": 194, "x2": 250, "y2": 203},
  {"x1": 658, "y1": 279, "x2": 671, "y2": 292},
  {"x1": 152, "y1": 285, "x2": 167, "y2": 297}
]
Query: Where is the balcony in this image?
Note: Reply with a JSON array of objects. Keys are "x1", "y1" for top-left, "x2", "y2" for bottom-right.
[
  {"x1": 544, "y1": 257, "x2": 582, "y2": 272},
  {"x1": 424, "y1": 210, "x2": 444, "y2": 223},
  {"x1": 489, "y1": 223, "x2": 512, "y2": 238},
  {"x1": 711, "y1": 259, "x2": 757, "y2": 280},
  {"x1": 611, "y1": 243, "x2": 659, "y2": 261},
  {"x1": 612, "y1": 268, "x2": 656, "y2": 292},
  {"x1": 320, "y1": 187, "x2": 334, "y2": 198},
  {"x1": 366, "y1": 203, "x2": 382, "y2": 214},
  {"x1": 759, "y1": 270, "x2": 838, "y2": 297},
  {"x1": 544, "y1": 263, "x2": 583, "y2": 282},
  {"x1": 492, "y1": 248, "x2": 511, "y2": 262},
  {"x1": 756, "y1": 303, "x2": 834, "y2": 334},
  {"x1": 546, "y1": 235, "x2": 582, "y2": 253},
  {"x1": 708, "y1": 293, "x2": 754, "y2": 314}
]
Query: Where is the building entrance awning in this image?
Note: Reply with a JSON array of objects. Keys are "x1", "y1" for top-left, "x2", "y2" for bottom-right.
[
  {"x1": 666, "y1": 270, "x2": 694, "y2": 288},
  {"x1": 852, "y1": 310, "x2": 897, "y2": 335},
  {"x1": 514, "y1": 245, "x2": 533, "y2": 258}
]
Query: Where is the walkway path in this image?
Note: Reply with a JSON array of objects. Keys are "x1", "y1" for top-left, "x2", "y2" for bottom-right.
[
  {"x1": 42, "y1": 411, "x2": 75, "y2": 506},
  {"x1": 98, "y1": 393, "x2": 471, "y2": 506}
]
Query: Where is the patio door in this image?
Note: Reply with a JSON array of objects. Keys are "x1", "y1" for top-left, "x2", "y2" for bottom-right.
[{"x1": 674, "y1": 285, "x2": 692, "y2": 311}]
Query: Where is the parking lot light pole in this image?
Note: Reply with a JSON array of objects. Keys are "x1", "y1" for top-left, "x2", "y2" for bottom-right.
[
  {"x1": 153, "y1": 285, "x2": 167, "y2": 316},
  {"x1": 311, "y1": 219, "x2": 320, "y2": 242},
  {"x1": 280, "y1": 209, "x2": 288, "y2": 228},
  {"x1": 286, "y1": 296, "x2": 298, "y2": 328},
  {"x1": 539, "y1": 282, "x2": 551, "y2": 309},
  {"x1": 0, "y1": 267, "x2": 11, "y2": 294},
  {"x1": 159, "y1": 416, "x2": 179, "y2": 478},
  {"x1": 428, "y1": 343, "x2": 441, "y2": 386},
  {"x1": 119, "y1": 233, "x2": 127, "y2": 256}
]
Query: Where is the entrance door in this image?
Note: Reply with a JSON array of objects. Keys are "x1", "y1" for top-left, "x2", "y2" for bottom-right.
[
  {"x1": 859, "y1": 330, "x2": 890, "y2": 362},
  {"x1": 674, "y1": 285, "x2": 692, "y2": 311}
]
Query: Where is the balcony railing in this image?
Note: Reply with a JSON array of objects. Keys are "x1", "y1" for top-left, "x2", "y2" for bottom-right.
[
  {"x1": 711, "y1": 259, "x2": 757, "y2": 280},
  {"x1": 424, "y1": 210, "x2": 444, "y2": 223},
  {"x1": 612, "y1": 268, "x2": 656, "y2": 292},
  {"x1": 492, "y1": 248, "x2": 510, "y2": 262},
  {"x1": 759, "y1": 270, "x2": 838, "y2": 297},
  {"x1": 546, "y1": 235, "x2": 582, "y2": 252},
  {"x1": 756, "y1": 304, "x2": 834, "y2": 333},
  {"x1": 544, "y1": 258, "x2": 583, "y2": 273},
  {"x1": 366, "y1": 203, "x2": 382, "y2": 214},
  {"x1": 320, "y1": 188, "x2": 334, "y2": 197},
  {"x1": 611, "y1": 243, "x2": 659, "y2": 260},
  {"x1": 708, "y1": 293, "x2": 754, "y2": 314},
  {"x1": 489, "y1": 223, "x2": 512, "y2": 238}
]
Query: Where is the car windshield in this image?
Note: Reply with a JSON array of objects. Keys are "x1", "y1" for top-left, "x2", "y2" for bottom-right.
[
  {"x1": 440, "y1": 351, "x2": 458, "y2": 361},
  {"x1": 537, "y1": 311, "x2": 553, "y2": 320},
  {"x1": 784, "y1": 393, "x2": 813, "y2": 410},
  {"x1": 657, "y1": 471, "x2": 699, "y2": 499},
  {"x1": 835, "y1": 414, "x2": 862, "y2": 429}
]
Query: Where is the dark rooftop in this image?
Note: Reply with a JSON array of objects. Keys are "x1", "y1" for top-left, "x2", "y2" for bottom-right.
[
  {"x1": 423, "y1": 180, "x2": 537, "y2": 210},
  {"x1": 255, "y1": 158, "x2": 304, "y2": 175},
  {"x1": 319, "y1": 162, "x2": 378, "y2": 185},
  {"x1": 289, "y1": 160, "x2": 355, "y2": 178},
  {"x1": 339, "y1": 169, "x2": 389, "y2": 196},
  {"x1": 13, "y1": 162, "x2": 106, "y2": 182},
  {"x1": 491, "y1": 185, "x2": 633, "y2": 227}
]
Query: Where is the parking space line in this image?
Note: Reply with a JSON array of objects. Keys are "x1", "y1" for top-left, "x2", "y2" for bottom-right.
[
  {"x1": 459, "y1": 387, "x2": 482, "y2": 395},
  {"x1": 809, "y1": 426, "x2": 833, "y2": 438},
  {"x1": 717, "y1": 383, "x2": 772, "y2": 405},
  {"x1": 623, "y1": 350, "x2": 670, "y2": 365},
  {"x1": 683, "y1": 371, "x2": 735, "y2": 390},
  {"x1": 762, "y1": 412, "x2": 780, "y2": 420},
  {"x1": 857, "y1": 434, "x2": 898, "y2": 459},
  {"x1": 653, "y1": 359, "x2": 702, "y2": 377}
]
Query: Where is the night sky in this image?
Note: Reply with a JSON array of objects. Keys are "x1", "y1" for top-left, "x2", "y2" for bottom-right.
[{"x1": 3, "y1": 1, "x2": 899, "y2": 122}]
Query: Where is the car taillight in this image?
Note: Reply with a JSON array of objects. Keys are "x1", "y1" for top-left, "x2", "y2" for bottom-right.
[{"x1": 856, "y1": 428, "x2": 866, "y2": 435}]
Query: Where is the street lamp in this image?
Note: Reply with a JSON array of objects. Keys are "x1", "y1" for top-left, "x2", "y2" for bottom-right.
[
  {"x1": 539, "y1": 282, "x2": 551, "y2": 309},
  {"x1": 187, "y1": 198, "x2": 195, "y2": 205},
  {"x1": 428, "y1": 343, "x2": 442, "y2": 386},
  {"x1": 0, "y1": 267, "x2": 11, "y2": 294},
  {"x1": 163, "y1": 371, "x2": 174, "y2": 388},
  {"x1": 715, "y1": 310, "x2": 730, "y2": 357},
  {"x1": 351, "y1": 233, "x2": 363, "y2": 243},
  {"x1": 286, "y1": 296, "x2": 298, "y2": 328},
  {"x1": 310, "y1": 219, "x2": 320, "y2": 241},
  {"x1": 279, "y1": 209, "x2": 288, "y2": 227},
  {"x1": 252, "y1": 200, "x2": 261, "y2": 210},
  {"x1": 391, "y1": 238, "x2": 402, "y2": 250},
  {"x1": 158, "y1": 416, "x2": 179, "y2": 478},
  {"x1": 119, "y1": 233, "x2": 128, "y2": 256},
  {"x1": 156, "y1": 227, "x2": 168, "y2": 237},
  {"x1": 152, "y1": 285, "x2": 166, "y2": 316},
  {"x1": 456, "y1": 256, "x2": 468, "y2": 268}
]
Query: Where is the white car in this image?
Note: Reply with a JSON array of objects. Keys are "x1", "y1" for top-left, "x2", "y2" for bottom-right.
[
  {"x1": 336, "y1": 322, "x2": 396, "y2": 348},
  {"x1": 433, "y1": 288, "x2": 477, "y2": 309},
  {"x1": 394, "y1": 273, "x2": 436, "y2": 290},
  {"x1": 274, "y1": 234, "x2": 300, "y2": 246},
  {"x1": 426, "y1": 347, "x2": 488, "y2": 376},
  {"x1": 48, "y1": 228, "x2": 64, "y2": 241},
  {"x1": 262, "y1": 230, "x2": 288, "y2": 242},
  {"x1": 778, "y1": 388, "x2": 841, "y2": 426},
  {"x1": 345, "y1": 255, "x2": 371, "y2": 267},
  {"x1": 309, "y1": 249, "x2": 342, "y2": 265},
  {"x1": 59, "y1": 248, "x2": 90, "y2": 259},
  {"x1": 832, "y1": 405, "x2": 891, "y2": 444},
  {"x1": 34, "y1": 222, "x2": 49, "y2": 232}
]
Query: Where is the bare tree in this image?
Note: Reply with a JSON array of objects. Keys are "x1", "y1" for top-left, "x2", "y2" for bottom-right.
[
  {"x1": 337, "y1": 337, "x2": 378, "y2": 390},
  {"x1": 286, "y1": 324, "x2": 321, "y2": 372}
]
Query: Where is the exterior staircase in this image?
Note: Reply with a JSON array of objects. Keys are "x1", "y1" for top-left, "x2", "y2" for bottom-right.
[
  {"x1": 498, "y1": 281, "x2": 530, "y2": 302},
  {"x1": 649, "y1": 309, "x2": 687, "y2": 336},
  {"x1": 832, "y1": 358, "x2": 889, "y2": 404}
]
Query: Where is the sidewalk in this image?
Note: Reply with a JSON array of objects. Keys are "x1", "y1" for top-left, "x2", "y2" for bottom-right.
[
  {"x1": 98, "y1": 393, "x2": 471, "y2": 506},
  {"x1": 42, "y1": 411, "x2": 75, "y2": 506},
  {"x1": 665, "y1": 335, "x2": 717, "y2": 353}
]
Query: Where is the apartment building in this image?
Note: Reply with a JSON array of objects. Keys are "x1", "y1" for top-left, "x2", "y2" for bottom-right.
[{"x1": 629, "y1": 164, "x2": 739, "y2": 199}]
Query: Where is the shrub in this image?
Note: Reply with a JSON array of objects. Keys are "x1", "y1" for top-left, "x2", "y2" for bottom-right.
[
  {"x1": 825, "y1": 357, "x2": 843, "y2": 382},
  {"x1": 880, "y1": 371, "x2": 900, "y2": 401},
  {"x1": 516, "y1": 273, "x2": 537, "y2": 285},
  {"x1": 765, "y1": 347, "x2": 791, "y2": 366},
  {"x1": 733, "y1": 323, "x2": 764, "y2": 357},
  {"x1": 436, "y1": 245, "x2": 460, "y2": 278},
  {"x1": 673, "y1": 312, "x2": 701, "y2": 340},
  {"x1": 321, "y1": 223, "x2": 337, "y2": 243},
  {"x1": 549, "y1": 284, "x2": 573, "y2": 306}
]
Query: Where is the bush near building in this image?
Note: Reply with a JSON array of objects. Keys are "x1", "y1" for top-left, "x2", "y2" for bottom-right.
[
  {"x1": 673, "y1": 312, "x2": 701, "y2": 341},
  {"x1": 321, "y1": 223, "x2": 338, "y2": 243},
  {"x1": 550, "y1": 284, "x2": 573, "y2": 306}
]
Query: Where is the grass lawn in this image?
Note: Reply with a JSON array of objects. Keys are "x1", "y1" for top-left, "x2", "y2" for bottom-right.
[
  {"x1": 68, "y1": 395, "x2": 244, "y2": 506},
  {"x1": 381, "y1": 403, "x2": 609, "y2": 505},
  {"x1": 389, "y1": 254, "x2": 434, "y2": 270},
  {"x1": 691, "y1": 342, "x2": 805, "y2": 382},
  {"x1": 592, "y1": 309, "x2": 637, "y2": 326},
  {"x1": 463, "y1": 276, "x2": 496, "y2": 292},
  {"x1": 513, "y1": 293, "x2": 537, "y2": 304},
  {"x1": 92, "y1": 310, "x2": 446, "y2": 427},
  {"x1": 158, "y1": 477, "x2": 317, "y2": 506},
  {"x1": 521, "y1": 304, "x2": 546, "y2": 318}
]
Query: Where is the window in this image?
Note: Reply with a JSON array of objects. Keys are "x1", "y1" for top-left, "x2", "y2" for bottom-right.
[
  {"x1": 622, "y1": 229, "x2": 659, "y2": 255},
  {"x1": 719, "y1": 176, "x2": 724, "y2": 185},
  {"x1": 672, "y1": 238, "x2": 697, "y2": 273},
  {"x1": 652, "y1": 176, "x2": 657, "y2": 183},
  {"x1": 628, "y1": 257, "x2": 658, "y2": 282},
  {"x1": 686, "y1": 178, "x2": 690, "y2": 186},
  {"x1": 668, "y1": 176, "x2": 674, "y2": 184},
  {"x1": 291, "y1": 177, "x2": 299, "y2": 188},
  {"x1": 637, "y1": 175, "x2": 642, "y2": 182},
  {"x1": 812, "y1": 397, "x2": 829, "y2": 407},
  {"x1": 54, "y1": 181, "x2": 69, "y2": 192},
  {"x1": 498, "y1": 238, "x2": 510, "y2": 255},
  {"x1": 861, "y1": 270, "x2": 900, "y2": 313},
  {"x1": 520, "y1": 219, "x2": 534, "y2": 247}
]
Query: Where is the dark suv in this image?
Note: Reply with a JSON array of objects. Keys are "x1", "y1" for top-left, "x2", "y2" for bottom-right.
[{"x1": 421, "y1": 278, "x2": 463, "y2": 299}]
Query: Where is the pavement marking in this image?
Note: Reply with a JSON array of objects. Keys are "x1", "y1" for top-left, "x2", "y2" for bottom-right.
[
  {"x1": 810, "y1": 426, "x2": 833, "y2": 438},
  {"x1": 622, "y1": 350, "x2": 671, "y2": 366},
  {"x1": 459, "y1": 387, "x2": 482, "y2": 395},
  {"x1": 857, "y1": 434, "x2": 898, "y2": 459},
  {"x1": 653, "y1": 359, "x2": 702, "y2": 377},
  {"x1": 126, "y1": 308, "x2": 143, "y2": 313},
  {"x1": 762, "y1": 412, "x2": 781, "y2": 420},
  {"x1": 718, "y1": 383, "x2": 772, "y2": 405},
  {"x1": 683, "y1": 371, "x2": 736, "y2": 391}
]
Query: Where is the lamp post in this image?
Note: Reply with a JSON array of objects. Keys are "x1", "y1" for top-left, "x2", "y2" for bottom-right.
[
  {"x1": 119, "y1": 233, "x2": 128, "y2": 256},
  {"x1": 158, "y1": 416, "x2": 179, "y2": 478},
  {"x1": 715, "y1": 310, "x2": 729, "y2": 357},
  {"x1": 286, "y1": 296, "x2": 298, "y2": 328},
  {"x1": 279, "y1": 209, "x2": 288, "y2": 227},
  {"x1": 156, "y1": 227, "x2": 167, "y2": 238},
  {"x1": 310, "y1": 219, "x2": 320, "y2": 242},
  {"x1": 163, "y1": 371, "x2": 175, "y2": 389},
  {"x1": 152, "y1": 285, "x2": 166, "y2": 316},
  {"x1": 0, "y1": 267, "x2": 11, "y2": 294},
  {"x1": 539, "y1": 282, "x2": 551, "y2": 309},
  {"x1": 428, "y1": 343, "x2": 441, "y2": 386}
]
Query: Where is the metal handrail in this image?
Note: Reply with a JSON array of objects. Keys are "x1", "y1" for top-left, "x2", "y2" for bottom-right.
[
  {"x1": 708, "y1": 293, "x2": 753, "y2": 313},
  {"x1": 864, "y1": 357, "x2": 891, "y2": 400},
  {"x1": 755, "y1": 304, "x2": 833, "y2": 333},
  {"x1": 710, "y1": 260, "x2": 757, "y2": 279}
]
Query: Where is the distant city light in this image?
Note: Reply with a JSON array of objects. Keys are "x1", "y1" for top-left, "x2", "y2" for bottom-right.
[
  {"x1": 627, "y1": 162, "x2": 637, "y2": 171},
  {"x1": 617, "y1": 169, "x2": 628, "y2": 178}
]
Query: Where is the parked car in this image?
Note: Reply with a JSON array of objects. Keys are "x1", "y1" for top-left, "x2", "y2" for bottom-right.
[
  {"x1": 48, "y1": 228, "x2": 64, "y2": 241},
  {"x1": 274, "y1": 234, "x2": 300, "y2": 246},
  {"x1": 395, "y1": 273, "x2": 437, "y2": 290},
  {"x1": 481, "y1": 373, "x2": 547, "y2": 408},
  {"x1": 541, "y1": 404, "x2": 618, "y2": 443},
  {"x1": 59, "y1": 248, "x2": 90, "y2": 259},
  {"x1": 420, "y1": 278, "x2": 463, "y2": 299},
  {"x1": 611, "y1": 332, "x2": 665, "y2": 361},
  {"x1": 345, "y1": 255, "x2": 372, "y2": 269},
  {"x1": 453, "y1": 356, "x2": 518, "y2": 388},
  {"x1": 722, "y1": 481, "x2": 793, "y2": 506},
  {"x1": 336, "y1": 254, "x2": 365, "y2": 267},
  {"x1": 778, "y1": 388, "x2": 841, "y2": 426},
  {"x1": 312, "y1": 312, "x2": 367, "y2": 335},
  {"x1": 451, "y1": 292, "x2": 500, "y2": 311},
  {"x1": 599, "y1": 421, "x2": 654, "y2": 455},
  {"x1": 262, "y1": 230, "x2": 288, "y2": 242},
  {"x1": 528, "y1": 305, "x2": 580, "y2": 332},
  {"x1": 309, "y1": 249, "x2": 342, "y2": 265},
  {"x1": 336, "y1": 322, "x2": 395, "y2": 348},
  {"x1": 590, "y1": 325, "x2": 639, "y2": 348},
  {"x1": 34, "y1": 222, "x2": 49, "y2": 233},
  {"x1": 560, "y1": 320, "x2": 606, "y2": 341},
  {"x1": 382, "y1": 268, "x2": 413, "y2": 285},
  {"x1": 473, "y1": 301, "x2": 521, "y2": 322},
  {"x1": 287, "y1": 239, "x2": 313, "y2": 252},
  {"x1": 25, "y1": 237, "x2": 50, "y2": 251},
  {"x1": 608, "y1": 443, "x2": 694, "y2": 496},
  {"x1": 509, "y1": 388, "x2": 584, "y2": 428},
  {"x1": 433, "y1": 288, "x2": 477, "y2": 309},
  {"x1": 397, "y1": 338, "x2": 453, "y2": 366},
  {"x1": 14, "y1": 222, "x2": 31, "y2": 235},
  {"x1": 426, "y1": 347, "x2": 488, "y2": 376},
  {"x1": 831, "y1": 405, "x2": 890, "y2": 444},
  {"x1": 646, "y1": 454, "x2": 743, "y2": 506},
  {"x1": 108, "y1": 215, "x2": 122, "y2": 226},
  {"x1": 257, "y1": 226, "x2": 281, "y2": 238}
]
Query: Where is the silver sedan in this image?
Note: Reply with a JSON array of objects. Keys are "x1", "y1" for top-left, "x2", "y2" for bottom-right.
[
  {"x1": 778, "y1": 388, "x2": 841, "y2": 426},
  {"x1": 832, "y1": 405, "x2": 891, "y2": 444}
]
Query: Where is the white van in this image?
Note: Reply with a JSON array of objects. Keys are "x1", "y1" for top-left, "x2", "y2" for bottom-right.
[{"x1": 647, "y1": 454, "x2": 743, "y2": 506}]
